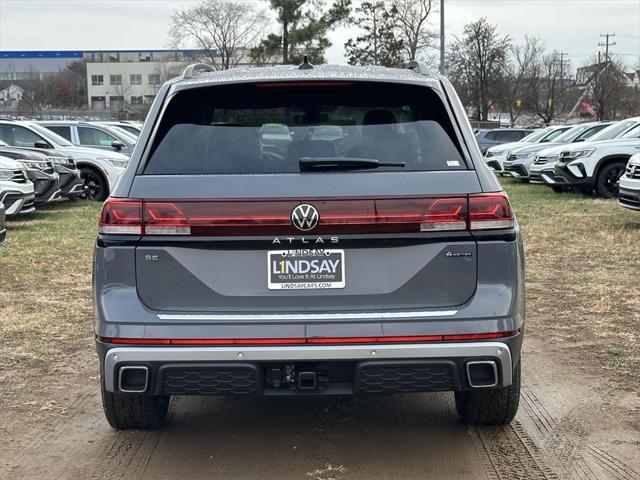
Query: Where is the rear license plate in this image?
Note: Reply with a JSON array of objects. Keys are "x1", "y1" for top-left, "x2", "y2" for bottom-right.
[{"x1": 268, "y1": 249, "x2": 345, "y2": 290}]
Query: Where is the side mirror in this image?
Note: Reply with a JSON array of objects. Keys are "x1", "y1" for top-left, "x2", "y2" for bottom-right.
[
  {"x1": 34, "y1": 140, "x2": 51, "y2": 149},
  {"x1": 111, "y1": 141, "x2": 124, "y2": 151},
  {"x1": 574, "y1": 138, "x2": 586, "y2": 143}
]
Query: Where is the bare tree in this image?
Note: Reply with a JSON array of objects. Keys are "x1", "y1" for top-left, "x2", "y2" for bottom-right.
[
  {"x1": 587, "y1": 56, "x2": 630, "y2": 120},
  {"x1": 495, "y1": 36, "x2": 545, "y2": 124},
  {"x1": 171, "y1": 0, "x2": 266, "y2": 70},
  {"x1": 526, "y1": 50, "x2": 570, "y2": 124},
  {"x1": 447, "y1": 18, "x2": 511, "y2": 121},
  {"x1": 392, "y1": 0, "x2": 437, "y2": 63}
]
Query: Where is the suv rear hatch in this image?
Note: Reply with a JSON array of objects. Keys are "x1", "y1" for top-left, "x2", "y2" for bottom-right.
[{"x1": 105, "y1": 81, "x2": 511, "y2": 313}]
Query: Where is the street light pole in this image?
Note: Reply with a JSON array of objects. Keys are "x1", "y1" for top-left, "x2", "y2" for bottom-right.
[{"x1": 440, "y1": 0, "x2": 445, "y2": 75}]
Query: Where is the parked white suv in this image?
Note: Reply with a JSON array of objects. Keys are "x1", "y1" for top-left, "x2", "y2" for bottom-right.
[
  {"x1": 619, "y1": 152, "x2": 640, "y2": 210},
  {"x1": 484, "y1": 126, "x2": 566, "y2": 175},
  {"x1": 0, "y1": 155, "x2": 35, "y2": 217},
  {"x1": 0, "y1": 121, "x2": 129, "y2": 200},
  {"x1": 553, "y1": 120, "x2": 640, "y2": 197}
]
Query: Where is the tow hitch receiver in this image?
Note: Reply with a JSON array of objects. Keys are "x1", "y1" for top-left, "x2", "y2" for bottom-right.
[{"x1": 297, "y1": 371, "x2": 318, "y2": 390}]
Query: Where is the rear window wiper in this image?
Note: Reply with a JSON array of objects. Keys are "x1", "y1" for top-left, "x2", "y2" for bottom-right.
[{"x1": 299, "y1": 157, "x2": 406, "y2": 171}]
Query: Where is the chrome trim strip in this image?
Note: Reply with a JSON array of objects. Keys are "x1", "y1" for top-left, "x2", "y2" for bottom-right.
[
  {"x1": 103, "y1": 341, "x2": 512, "y2": 392},
  {"x1": 157, "y1": 310, "x2": 458, "y2": 321}
]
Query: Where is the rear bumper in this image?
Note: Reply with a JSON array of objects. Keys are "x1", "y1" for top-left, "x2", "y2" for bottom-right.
[{"x1": 101, "y1": 340, "x2": 516, "y2": 395}]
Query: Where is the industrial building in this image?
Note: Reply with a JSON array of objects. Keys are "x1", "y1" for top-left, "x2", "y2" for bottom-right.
[{"x1": 0, "y1": 49, "x2": 213, "y2": 110}]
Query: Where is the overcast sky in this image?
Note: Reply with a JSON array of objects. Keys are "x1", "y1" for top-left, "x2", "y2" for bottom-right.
[{"x1": 0, "y1": 0, "x2": 638, "y2": 72}]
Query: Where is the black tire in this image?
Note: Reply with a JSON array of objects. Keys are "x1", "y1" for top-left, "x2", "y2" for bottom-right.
[
  {"x1": 80, "y1": 167, "x2": 108, "y2": 201},
  {"x1": 455, "y1": 361, "x2": 521, "y2": 426},
  {"x1": 595, "y1": 161, "x2": 626, "y2": 198},
  {"x1": 101, "y1": 381, "x2": 170, "y2": 430},
  {"x1": 551, "y1": 186, "x2": 564, "y2": 193}
]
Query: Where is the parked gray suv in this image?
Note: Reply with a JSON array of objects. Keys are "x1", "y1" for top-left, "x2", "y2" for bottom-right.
[{"x1": 94, "y1": 62, "x2": 525, "y2": 430}]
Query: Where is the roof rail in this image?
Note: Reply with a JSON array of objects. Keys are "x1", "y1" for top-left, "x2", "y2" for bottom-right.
[
  {"x1": 406, "y1": 60, "x2": 430, "y2": 75},
  {"x1": 181, "y1": 63, "x2": 215, "y2": 79}
]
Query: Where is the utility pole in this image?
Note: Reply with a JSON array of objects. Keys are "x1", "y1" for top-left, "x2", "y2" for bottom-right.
[
  {"x1": 440, "y1": 0, "x2": 445, "y2": 75},
  {"x1": 556, "y1": 51, "x2": 570, "y2": 85},
  {"x1": 598, "y1": 33, "x2": 616, "y2": 62}
]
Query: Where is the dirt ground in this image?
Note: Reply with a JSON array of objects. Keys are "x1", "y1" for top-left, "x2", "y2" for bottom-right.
[
  {"x1": 0, "y1": 337, "x2": 638, "y2": 480},
  {"x1": 1, "y1": 182, "x2": 639, "y2": 479}
]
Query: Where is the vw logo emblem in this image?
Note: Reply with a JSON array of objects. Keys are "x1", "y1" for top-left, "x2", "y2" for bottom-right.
[{"x1": 291, "y1": 204, "x2": 319, "y2": 231}]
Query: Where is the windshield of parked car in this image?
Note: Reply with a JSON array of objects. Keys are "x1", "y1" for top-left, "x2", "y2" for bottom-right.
[
  {"x1": 102, "y1": 125, "x2": 137, "y2": 145},
  {"x1": 28, "y1": 123, "x2": 74, "y2": 146},
  {"x1": 144, "y1": 82, "x2": 467, "y2": 174},
  {"x1": 539, "y1": 127, "x2": 571, "y2": 142},
  {"x1": 553, "y1": 125, "x2": 590, "y2": 143},
  {"x1": 590, "y1": 120, "x2": 639, "y2": 141},
  {"x1": 520, "y1": 128, "x2": 550, "y2": 143},
  {"x1": 620, "y1": 124, "x2": 640, "y2": 139}
]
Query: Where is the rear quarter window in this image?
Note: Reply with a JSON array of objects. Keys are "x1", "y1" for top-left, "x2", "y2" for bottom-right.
[{"x1": 143, "y1": 82, "x2": 468, "y2": 175}]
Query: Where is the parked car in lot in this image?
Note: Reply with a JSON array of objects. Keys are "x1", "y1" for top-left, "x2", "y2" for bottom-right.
[
  {"x1": 540, "y1": 118, "x2": 640, "y2": 191},
  {"x1": 504, "y1": 122, "x2": 609, "y2": 181},
  {"x1": 475, "y1": 128, "x2": 533, "y2": 154},
  {"x1": 95, "y1": 63, "x2": 525, "y2": 430},
  {"x1": 553, "y1": 120, "x2": 640, "y2": 197},
  {"x1": 0, "y1": 155, "x2": 35, "y2": 217},
  {"x1": 0, "y1": 140, "x2": 84, "y2": 200},
  {"x1": 95, "y1": 121, "x2": 142, "y2": 138},
  {"x1": 0, "y1": 148, "x2": 60, "y2": 204},
  {"x1": 484, "y1": 126, "x2": 567, "y2": 174},
  {"x1": 619, "y1": 152, "x2": 640, "y2": 210},
  {"x1": 38, "y1": 121, "x2": 137, "y2": 156},
  {"x1": 0, "y1": 120, "x2": 129, "y2": 200},
  {"x1": 0, "y1": 203, "x2": 6, "y2": 245}
]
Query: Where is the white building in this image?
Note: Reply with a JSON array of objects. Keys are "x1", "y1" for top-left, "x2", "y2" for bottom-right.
[{"x1": 84, "y1": 50, "x2": 211, "y2": 110}]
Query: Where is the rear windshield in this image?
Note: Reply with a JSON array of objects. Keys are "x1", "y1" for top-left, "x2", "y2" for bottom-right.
[{"x1": 143, "y1": 82, "x2": 467, "y2": 175}]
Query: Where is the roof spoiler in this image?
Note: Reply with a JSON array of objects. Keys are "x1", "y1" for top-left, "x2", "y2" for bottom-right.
[
  {"x1": 405, "y1": 60, "x2": 430, "y2": 75},
  {"x1": 181, "y1": 63, "x2": 214, "y2": 79}
]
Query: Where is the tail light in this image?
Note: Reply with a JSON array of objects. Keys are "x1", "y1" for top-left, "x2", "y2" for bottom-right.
[
  {"x1": 469, "y1": 193, "x2": 514, "y2": 230},
  {"x1": 98, "y1": 193, "x2": 513, "y2": 236},
  {"x1": 99, "y1": 199, "x2": 142, "y2": 234}
]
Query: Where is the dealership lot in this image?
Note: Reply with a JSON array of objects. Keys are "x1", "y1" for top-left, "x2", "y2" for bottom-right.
[{"x1": 0, "y1": 178, "x2": 638, "y2": 479}]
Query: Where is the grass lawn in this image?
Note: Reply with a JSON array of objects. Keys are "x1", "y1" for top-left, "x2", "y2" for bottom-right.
[{"x1": 0, "y1": 180, "x2": 638, "y2": 400}]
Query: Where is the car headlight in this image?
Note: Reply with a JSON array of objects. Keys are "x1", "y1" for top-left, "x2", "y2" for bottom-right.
[
  {"x1": 628, "y1": 155, "x2": 640, "y2": 166},
  {"x1": 100, "y1": 157, "x2": 129, "y2": 168},
  {"x1": 0, "y1": 168, "x2": 14, "y2": 180},
  {"x1": 514, "y1": 152, "x2": 533, "y2": 159},
  {"x1": 17, "y1": 160, "x2": 45, "y2": 170},
  {"x1": 571, "y1": 148, "x2": 596, "y2": 159},
  {"x1": 485, "y1": 150, "x2": 495, "y2": 158},
  {"x1": 48, "y1": 156, "x2": 71, "y2": 165}
]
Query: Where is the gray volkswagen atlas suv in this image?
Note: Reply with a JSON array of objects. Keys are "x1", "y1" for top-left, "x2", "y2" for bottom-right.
[{"x1": 94, "y1": 62, "x2": 525, "y2": 430}]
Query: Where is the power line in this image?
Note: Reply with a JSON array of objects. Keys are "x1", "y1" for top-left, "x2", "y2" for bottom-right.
[{"x1": 598, "y1": 33, "x2": 616, "y2": 61}]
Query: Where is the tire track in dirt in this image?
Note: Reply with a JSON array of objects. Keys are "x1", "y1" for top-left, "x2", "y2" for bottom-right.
[
  {"x1": 470, "y1": 421, "x2": 559, "y2": 480},
  {"x1": 516, "y1": 382, "x2": 639, "y2": 480},
  {"x1": 88, "y1": 400, "x2": 176, "y2": 480}
]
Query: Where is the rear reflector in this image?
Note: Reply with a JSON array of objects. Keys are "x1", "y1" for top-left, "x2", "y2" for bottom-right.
[
  {"x1": 98, "y1": 193, "x2": 513, "y2": 236},
  {"x1": 98, "y1": 331, "x2": 517, "y2": 346}
]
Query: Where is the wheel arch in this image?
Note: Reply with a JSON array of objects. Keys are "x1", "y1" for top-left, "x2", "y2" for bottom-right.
[
  {"x1": 594, "y1": 154, "x2": 631, "y2": 178},
  {"x1": 77, "y1": 162, "x2": 110, "y2": 198}
]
